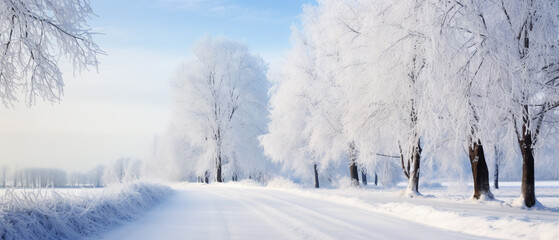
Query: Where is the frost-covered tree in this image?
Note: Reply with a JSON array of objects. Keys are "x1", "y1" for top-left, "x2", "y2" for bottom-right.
[
  {"x1": 0, "y1": 0, "x2": 101, "y2": 106},
  {"x1": 492, "y1": 0, "x2": 559, "y2": 207},
  {"x1": 324, "y1": 0, "x2": 433, "y2": 195},
  {"x1": 142, "y1": 128, "x2": 198, "y2": 182},
  {"x1": 422, "y1": 0, "x2": 498, "y2": 200},
  {"x1": 260, "y1": 28, "x2": 321, "y2": 187},
  {"x1": 302, "y1": 0, "x2": 366, "y2": 187},
  {"x1": 103, "y1": 158, "x2": 141, "y2": 185},
  {"x1": 172, "y1": 36, "x2": 269, "y2": 183}
]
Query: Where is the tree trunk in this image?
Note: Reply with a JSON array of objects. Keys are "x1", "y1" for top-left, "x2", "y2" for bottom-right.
[
  {"x1": 349, "y1": 162, "x2": 359, "y2": 186},
  {"x1": 349, "y1": 142, "x2": 359, "y2": 186},
  {"x1": 313, "y1": 164, "x2": 319, "y2": 188},
  {"x1": 519, "y1": 130, "x2": 536, "y2": 207},
  {"x1": 361, "y1": 171, "x2": 367, "y2": 186},
  {"x1": 494, "y1": 146, "x2": 499, "y2": 189},
  {"x1": 494, "y1": 162, "x2": 499, "y2": 189},
  {"x1": 216, "y1": 155, "x2": 223, "y2": 182},
  {"x1": 407, "y1": 139, "x2": 421, "y2": 193},
  {"x1": 374, "y1": 172, "x2": 378, "y2": 186},
  {"x1": 468, "y1": 140, "x2": 493, "y2": 199}
]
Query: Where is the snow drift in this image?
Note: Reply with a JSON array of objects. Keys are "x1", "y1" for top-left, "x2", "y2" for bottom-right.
[{"x1": 0, "y1": 181, "x2": 173, "y2": 239}]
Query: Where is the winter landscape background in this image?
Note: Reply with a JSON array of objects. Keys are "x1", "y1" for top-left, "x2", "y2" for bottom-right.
[{"x1": 1, "y1": 0, "x2": 558, "y2": 239}]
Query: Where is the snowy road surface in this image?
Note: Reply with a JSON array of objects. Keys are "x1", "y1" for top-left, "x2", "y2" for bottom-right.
[{"x1": 101, "y1": 183, "x2": 483, "y2": 240}]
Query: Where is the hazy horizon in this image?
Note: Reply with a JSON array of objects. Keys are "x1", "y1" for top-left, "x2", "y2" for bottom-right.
[{"x1": 0, "y1": 0, "x2": 311, "y2": 173}]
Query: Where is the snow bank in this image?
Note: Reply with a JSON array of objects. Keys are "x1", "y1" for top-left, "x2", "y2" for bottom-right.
[
  {"x1": 251, "y1": 178, "x2": 558, "y2": 240},
  {"x1": 285, "y1": 189, "x2": 559, "y2": 240},
  {"x1": 0, "y1": 181, "x2": 173, "y2": 240}
]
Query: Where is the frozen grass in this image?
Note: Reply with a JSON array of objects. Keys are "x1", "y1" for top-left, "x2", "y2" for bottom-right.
[{"x1": 0, "y1": 181, "x2": 173, "y2": 240}]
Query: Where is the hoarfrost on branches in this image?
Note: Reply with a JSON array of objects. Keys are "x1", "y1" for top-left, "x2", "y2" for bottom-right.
[{"x1": 0, "y1": 0, "x2": 102, "y2": 106}]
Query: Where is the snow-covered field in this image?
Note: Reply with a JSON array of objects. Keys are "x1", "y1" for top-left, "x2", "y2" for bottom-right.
[
  {"x1": 100, "y1": 180, "x2": 558, "y2": 240},
  {"x1": 0, "y1": 182, "x2": 173, "y2": 240},
  {"x1": 1, "y1": 180, "x2": 555, "y2": 239}
]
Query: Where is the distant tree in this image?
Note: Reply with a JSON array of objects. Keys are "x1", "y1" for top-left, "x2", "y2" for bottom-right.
[
  {"x1": 0, "y1": 0, "x2": 102, "y2": 106},
  {"x1": 103, "y1": 158, "x2": 141, "y2": 185},
  {"x1": 1, "y1": 165, "x2": 8, "y2": 187},
  {"x1": 15, "y1": 168, "x2": 66, "y2": 187},
  {"x1": 494, "y1": 146, "x2": 503, "y2": 189},
  {"x1": 88, "y1": 164, "x2": 105, "y2": 187},
  {"x1": 172, "y1": 36, "x2": 269, "y2": 182}
]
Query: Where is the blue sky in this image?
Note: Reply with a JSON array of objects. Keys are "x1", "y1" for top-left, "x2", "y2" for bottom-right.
[
  {"x1": 92, "y1": 0, "x2": 310, "y2": 59},
  {"x1": 0, "y1": 0, "x2": 313, "y2": 172}
]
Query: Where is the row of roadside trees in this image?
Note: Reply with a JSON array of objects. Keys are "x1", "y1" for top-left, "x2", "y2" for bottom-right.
[
  {"x1": 262, "y1": 0, "x2": 559, "y2": 207},
  {"x1": 154, "y1": 0, "x2": 559, "y2": 208}
]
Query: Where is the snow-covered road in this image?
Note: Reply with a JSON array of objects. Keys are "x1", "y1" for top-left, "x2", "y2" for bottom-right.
[{"x1": 101, "y1": 183, "x2": 482, "y2": 240}]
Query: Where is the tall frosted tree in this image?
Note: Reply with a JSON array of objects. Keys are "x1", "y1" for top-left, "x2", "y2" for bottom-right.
[
  {"x1": 260, "y1": 28, "x2": 321, "y2": 187},
  {"x1": 301, "y1": 1, "x2": 364, "y2": 186},
  {"x1": 324, "y1": 0, "x2": 434, "y2": 194},
  {"x1": 172, "y1": 36, "x2": 269, "y2": 182},
  {"x1": 493, "y1": 0, "x2": 559, "y2": 207},
  {"x1": 423, "y1": 0, "x2": 499, "y2": 200},
  {"x1": 0, "y1": 0, "x2": 101, "y2": 106}
]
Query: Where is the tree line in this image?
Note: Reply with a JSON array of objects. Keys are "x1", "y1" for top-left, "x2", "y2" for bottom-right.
[
  {"x1": 261, "y1": 0, "x2": 559, "y2": 207},
  {"x1": 0, "y1": 158, "x2": 142, "y2": 188},
  {"x1": 155, "y1": 0, "x2": 559, "y2": 208}
]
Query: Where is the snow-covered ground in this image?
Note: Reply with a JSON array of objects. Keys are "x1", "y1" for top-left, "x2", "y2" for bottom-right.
[
  {"x1": 100, "y1": 180, "x2": 559, "y2": 240},
  {"x1": 0, "y1": 182, "x2": 172, "y2": 240}
]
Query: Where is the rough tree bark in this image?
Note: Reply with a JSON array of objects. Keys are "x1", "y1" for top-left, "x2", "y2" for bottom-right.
[
  {"x1": 519, "y1": 125, "x2": 536, "y2": 207},
  {"x1": 408, "y1": 139, "x2": 421, "y2": 193},
  {"x1": 468, "y1": 140, "x2": 493, "y2": 199}
]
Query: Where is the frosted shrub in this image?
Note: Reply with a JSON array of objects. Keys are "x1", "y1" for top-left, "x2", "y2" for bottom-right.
[{"x1": 0, "y1": 182, "x2": 172, "y2": 239}]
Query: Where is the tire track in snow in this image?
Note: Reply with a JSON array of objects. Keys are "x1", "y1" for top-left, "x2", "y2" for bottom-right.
[
  {"x1": 205, "y1": 186, "x2": 336, "y2": 240},
  {"x1": 222, "y1": 187, "x2": 376, "y2": 238},
  {"x1": 206, "y1": 185, "x2": 485, "y2": 240},
  {"x1": 194, "y1": 186, "x2": 293, "y2": 239},
  {"x1": 102, "y1": 184, "x2": 488, "y2": 240}
]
